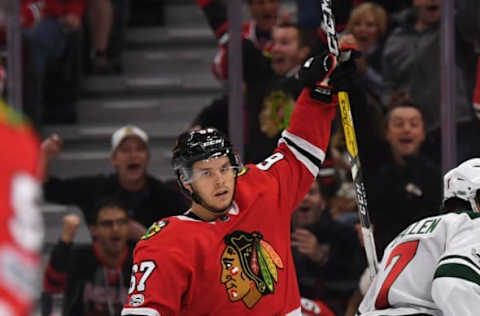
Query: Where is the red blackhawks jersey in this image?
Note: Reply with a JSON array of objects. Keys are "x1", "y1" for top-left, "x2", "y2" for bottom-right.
[
  {"x1": 0, "y1": 100, "x2": 44, "y2": 316},
  {"x1": 121, "y1": 89, "x2": 337, "y2": 316},
  {"x1": 21, "y1": 0, "x2": 86, "y2": 28},
  {"x1": 196, "y1": 0, "x2": 273, "y2": 82},
  {"x1": 300, "y1": 298, "x2": 335, "y2": 316}
]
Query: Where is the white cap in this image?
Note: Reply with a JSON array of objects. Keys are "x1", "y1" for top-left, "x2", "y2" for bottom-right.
[{"x1": 111, "y1": 125, "x2": 148, "y2": 152}]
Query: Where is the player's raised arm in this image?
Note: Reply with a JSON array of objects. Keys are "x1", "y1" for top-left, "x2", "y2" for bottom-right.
[{"x1": 253, "y1": 49, "x2": 357, "y2": 214}]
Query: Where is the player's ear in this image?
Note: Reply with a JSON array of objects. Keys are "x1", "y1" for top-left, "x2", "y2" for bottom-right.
[{"x1": 179, "y1": 176, "x2": 193, "y2": 194}]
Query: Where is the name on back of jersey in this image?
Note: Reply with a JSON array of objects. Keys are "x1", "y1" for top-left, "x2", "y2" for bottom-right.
[{"x1": 390, "y1": 217, "x2": 442, "y2": 248}]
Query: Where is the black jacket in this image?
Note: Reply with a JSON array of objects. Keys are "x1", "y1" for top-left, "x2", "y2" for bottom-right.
[{"x1": 44, "y1": 174, "x2": 188, "y2": 226}]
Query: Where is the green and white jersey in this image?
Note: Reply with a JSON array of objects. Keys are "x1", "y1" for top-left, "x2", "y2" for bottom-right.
[{"x1": 358, "y1": 211, "x2": 480, "y2": 316}]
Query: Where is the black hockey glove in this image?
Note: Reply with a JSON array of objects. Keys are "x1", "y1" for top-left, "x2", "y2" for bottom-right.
[{"x1": 298, "y1": 49, "x2": 360, "y2": 102}]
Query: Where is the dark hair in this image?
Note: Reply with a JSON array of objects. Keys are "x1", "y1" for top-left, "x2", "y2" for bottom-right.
[
  {"x1": 89, "y1": 196, "x2": 128, "y2": 224},
  {"x1": 441, "y1": 197, "x2": 472, "y2": 214},
  {"x1": 274, "y1": 22, "x2": 318, "y2": 50},
  {"x1": 384, "y1": 92, "x2": 425, "y2": 128}
]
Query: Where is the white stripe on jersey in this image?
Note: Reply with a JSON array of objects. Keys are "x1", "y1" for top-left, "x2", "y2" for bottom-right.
[
  {"x1": 282, "y1": 130, "x2": 326, "y2": 162},
  {"x1": 0, "y1": 301, "x2": 14, "y2": 316},
  {"x1": 285, "y1": 306, "x2": 301, "y2": 316},
  {"x1": 121, "y1": 307, "x2": 160, "y2": 316},
  {"x1": 279, "y1": 138, "x2": 318, "y2": 177},
  {"x1": 279, "y1": 130, "x2": 325, "y2": 177}
]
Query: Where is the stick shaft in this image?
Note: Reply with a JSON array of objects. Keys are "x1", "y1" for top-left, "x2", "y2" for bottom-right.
[{"x1": 320, "y1": 0, "x2": 379, "y2": 279}]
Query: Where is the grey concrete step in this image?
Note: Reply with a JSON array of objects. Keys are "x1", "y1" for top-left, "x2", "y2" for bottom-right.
[
  {"x1": 81, "y1": 72, "x2": 222, "y2": 97},
  {"x1": 41, "y1": 121, "x2": 192, "y2": 143},
  {"x1": 76, "y1": 95, "x2": 214, "y2": 124},
  {"x1": 165, "y1": 3, "x2": 208, "y2": 26},
  {"x1": 126, "y1": 26, "x2": 216, "y2": 49},
  {"x1": 163, "y1": 0, "x2": 298, "y2": 27},
  {"x1": 122, "y1": 47, "x2": 216, "y2": 75}
]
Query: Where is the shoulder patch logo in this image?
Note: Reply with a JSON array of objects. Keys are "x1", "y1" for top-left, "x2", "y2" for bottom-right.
[
  {"x1": 141, "y1": 220, "x2": 169, "y2": 240},
  {"x1": 472, "y1": 247, "x2": 480, "y2": 265},
  {"x1": 237, "y1": 167, "x2": 249, "y2": 177},
  {"x1": 220, "y1": 231, "x2": 283, "y2": 308}
]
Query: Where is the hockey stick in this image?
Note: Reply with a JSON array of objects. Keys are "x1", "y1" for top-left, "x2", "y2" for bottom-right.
[{"x1": 320, "y1": 0, "x2": 379, "y2": 280}]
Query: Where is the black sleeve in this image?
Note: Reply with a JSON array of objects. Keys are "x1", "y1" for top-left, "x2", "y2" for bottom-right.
[
  {"x1": 346, "y1": 73, "x2": 388, "y2": 174},
  {"x1": 43, "y1": 240, "x2": 73, "y2": 294},
  {"x1": 191, "y1": 95, "x2": 229, "y2": 136},
  {"x1": 49, "y1": 240, "x2": 73, "y2": 271},
  {"x1": 197, "y1": 0, "x2": 228, "y2": 40},
  {"x1": 43, "y1": 175, "x2": 102, "y2": 207},
  {"x1": 242, "y1": 38, "x2": 274, "y2": 84}
]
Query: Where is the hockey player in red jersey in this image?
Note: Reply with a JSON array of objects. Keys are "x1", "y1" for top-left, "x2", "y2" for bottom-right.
[
  {"x1": 0, "y1": 100, "x2": 44, "y2": 316},
  {"x1": 300, "y1": 297, "x2": 335, "y2": 316},
  {"x1": 122, "y1": 50, "x2": 356, "y2": 316}
]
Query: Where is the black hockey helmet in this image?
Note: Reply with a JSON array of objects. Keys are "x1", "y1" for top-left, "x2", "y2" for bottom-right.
[{"x1": 172, "y1": 128, "x2": 241, "y2": 183}]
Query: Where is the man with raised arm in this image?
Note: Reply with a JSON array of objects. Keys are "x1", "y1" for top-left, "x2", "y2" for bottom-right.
[{"x1": 122, "y1": 49, "x2": 356, "y2": 316}]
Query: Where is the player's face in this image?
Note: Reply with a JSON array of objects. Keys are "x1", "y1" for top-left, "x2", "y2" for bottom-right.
[
  {"x1": 92, "y1": 207, "x2": 129, "y2": 256},
  {"x1": 293, "y1": 181, "x2": 325, "y2": 227},
  {"x1": 385, "y1": 106, "x2": 426, "y2": 159},
  {"x1": 111, "y1": 136, "x2": 149, "y2": 185},
  {"x1": 189, "y1": 157, "x2": 236, "y2": 213},
  {"x1": 220, "y1": 246, "x2": 252, "y2": 301},
  {"x1": 350, "y1": 11, "x2": 380, "y2": 52},
  {"x1": 248, "y1": 0, "x2": 279, "y2": 33},
  {"x1": 271, "y1": 26, "x2": 309, "y2": 76}
]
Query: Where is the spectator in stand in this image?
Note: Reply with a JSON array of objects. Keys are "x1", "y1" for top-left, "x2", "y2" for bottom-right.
[
  {"x1": 297, "y1": 0, "x2": 363, "y2": 32},
  {"x1": 341, "y1": 2, "x2": 388, "y2": 103},
  {"x1": 296, "y1": 0, "x2": 410, "y2": 34},
  {"x1": 86, "y1": 0, "x2": 128, "y2": 74},
  {"x1": 0, "y1": 0, "x2": 49, "y2": 36},
  {"x1": 197, "y1": 0, "x2": 283, "y2": 82},
  {"x1": 381, "y1": 0, "x2": 478, "y2": 163},
  {"x1": 351, "y1": 88, "x2": 442, "y2": 257},
  {"x1": 246, "y1": 23, "x2": 317, "y2": 162},
  {"x1": 21, "y1": 0, "x2": 86, "y2": 128},
  {"x1": 41, "y1": 125, "x2": 189, "y2": 241},
  {"x1": 191, "y1": 23, "x2": 317, "y2": 163},
  {"x1": 292, "y1": 177, "x2": 365, "y2": 315},
  {"x1": 457, "y1": 0, "x2": 480, "y2": 122},
  {"x1": 337, "y1": 83, "x2": 442, "y2": 314},
  {"x1": 43, "y1": 198, "x2": 133, "y2": 315},
  {"x1": 86, "y1": 0, "x2": 114, "y2": 73}
]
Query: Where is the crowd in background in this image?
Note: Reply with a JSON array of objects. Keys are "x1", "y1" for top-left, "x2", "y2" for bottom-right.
[{"x1": 1, "y1": 0, "x2": 480, "y2": 315}]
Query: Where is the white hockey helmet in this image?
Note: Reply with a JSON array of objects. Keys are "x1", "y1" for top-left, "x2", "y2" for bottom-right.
[{"x1": 443, "y1": 158, "x2": 480, "y2": 212}]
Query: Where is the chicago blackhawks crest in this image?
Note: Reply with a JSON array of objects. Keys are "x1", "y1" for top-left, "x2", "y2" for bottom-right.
[
  {"x1": 141, "y1": 220, "x2": 169, "y2": 240},
  {"x1": 220, "y1": 231, "x2": 283, "y2": 308}
]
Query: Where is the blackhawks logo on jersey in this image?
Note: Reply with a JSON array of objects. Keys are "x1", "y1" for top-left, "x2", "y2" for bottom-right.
[
  {"x1": 220, "y1": 231, "x2": 283, "y2": 308},
  {"x1": 141, "y1": 220, "x2": 169, "y2": 240}
]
